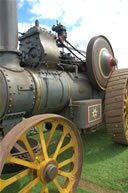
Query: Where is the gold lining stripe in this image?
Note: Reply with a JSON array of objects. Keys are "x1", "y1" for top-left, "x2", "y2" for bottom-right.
[
  {"x1": 27, "y1": 70, "x2": 43, "y2": 115},
  {"x1": 95, "y1": 76, "x2": 106, "y2": 90}
]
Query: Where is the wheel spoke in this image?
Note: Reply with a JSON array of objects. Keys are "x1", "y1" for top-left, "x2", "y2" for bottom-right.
[
  {"x1": 26, "y1": 176, "x2": 37, "y2": 193},
  {"x1": 46, "y1": 123, "x2": 57, "y2": 148},
  {"x1": 53, "y1": 129, "x2": 67, "y2": 160},
  {"x1": 40, "y1": 183, "x2": 49, "y2": 193},
  {"x1": 53, "y1": 178, "x2": 63, "y2": 192},
  {"x1": 19, "y1": 177, "x2": 40, "y2": 193},
  {"x1": 0, "y1": 169, "x2": 31, "y2": 191},
  {"x1": 58, "y1": 156, "x2": 74, "y2": 169},
  {"x1": 58, "y1": 169, "x2": 71, "y2": 178},
  {"x1": 49, "y1": 139, "x2": 73, "y2": 158},
  {"x1": 20, "y1": 133, "x2": 35, "y2": 161},
  {"x1": 36, "y1": 122, "x2": 48, "y2": 160},
  {"x1": 124, "y1": 111, "x2": 127, "y2": 117},
  {"x1": 124, "y1": 98, "x2": 127, "y2": 103},
  {"x1": 27, "y1": 190, "x2": 32, "y2": 193},
  {"x1": 6, "y1": 154, "x2": 39, "y2": 170},
  {"x1": 58, "y1": 140, "x2": 73, "y2": 155},
  {"x1": 124, "y1": 104, "x2": 126, "y2": 109}
]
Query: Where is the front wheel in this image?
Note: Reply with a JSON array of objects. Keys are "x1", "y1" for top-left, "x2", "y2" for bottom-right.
[{"x1": 0, "y1": 114, "x2": 83, "y2": 193}]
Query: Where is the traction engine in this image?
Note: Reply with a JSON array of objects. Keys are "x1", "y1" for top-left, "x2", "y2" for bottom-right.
[{"x1": 0, "y1": 0, "x2": 128, "y2": 192}]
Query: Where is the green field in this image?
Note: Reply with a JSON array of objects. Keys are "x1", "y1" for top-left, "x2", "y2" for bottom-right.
[
  {"x1": 1, "y1": 127, "x2": 128, "y2": 193},
  {"x1": 80, "y1": 128, "x2": 128, "y2": 193}
]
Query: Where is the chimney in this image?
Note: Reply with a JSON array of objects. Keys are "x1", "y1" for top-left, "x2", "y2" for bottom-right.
[{"x1": 0, "y1": 0, "x2": 22, "y2": 71}]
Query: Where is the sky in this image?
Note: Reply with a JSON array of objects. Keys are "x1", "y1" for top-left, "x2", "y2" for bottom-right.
[{"x1": 18, "y1": 0, "x2": 128, "y2": 69}]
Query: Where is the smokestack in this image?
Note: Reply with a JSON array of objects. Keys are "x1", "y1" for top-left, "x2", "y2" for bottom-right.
[
  {"x1": 0, "y1": 0, "x2": 18, "y2": 51},
  {"x1": 0, "y1": 0, "x2": 22, "y2": 71}
]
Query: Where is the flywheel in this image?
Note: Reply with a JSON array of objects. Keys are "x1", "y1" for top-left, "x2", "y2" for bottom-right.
[
  {"x1": 86, "y1": 35, "x2": 117, "y2": 90},
  {"x1": 105, "y1": 69, "x2": 128, "y2": 144},
  {"x1": 0, "y1": 114, "x2": 83, "y2": 193}
]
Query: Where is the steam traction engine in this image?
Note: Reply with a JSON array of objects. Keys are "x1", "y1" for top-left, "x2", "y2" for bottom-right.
[{"x1": 0, "y1": 0, "x2": 128, "y2": 192}]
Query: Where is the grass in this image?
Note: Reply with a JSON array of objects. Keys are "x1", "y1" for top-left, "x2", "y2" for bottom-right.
[
  {"x1": 81, "y1": 128, "x2": 128, "y2": 192},
  {"x1": 1, "y1": 127, "x2": 128, "y2": 193},
  {"x1": 76, "y1": 187, "x2": 96, "y2": 193}
]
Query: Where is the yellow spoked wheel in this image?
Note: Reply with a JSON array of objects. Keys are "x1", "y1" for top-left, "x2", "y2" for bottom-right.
[{"x1": 0, "y1": 114, "x2": 83, "y2": 193}]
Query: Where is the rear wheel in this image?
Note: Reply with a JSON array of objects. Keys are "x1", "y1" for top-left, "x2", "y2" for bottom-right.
[{"x1": 105, "y1": 69, "x2": 128, "y2": 144}]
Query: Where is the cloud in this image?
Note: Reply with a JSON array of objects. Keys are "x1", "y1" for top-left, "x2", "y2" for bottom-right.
[
  {"x1": 29, "y1": 0, "x2": 63, "y2": 19},
  {"x1": 18, "y1": 22, "x2": 33, "y2": 33},
  {"x1": 18, "y1": 0, "x2": 24, "y2": 8},
  {"x1": 18, "y1": 22, "x2": 50, "y2": 33}
]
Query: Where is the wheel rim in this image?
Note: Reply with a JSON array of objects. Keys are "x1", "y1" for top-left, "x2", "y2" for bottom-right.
[{"x1": 0, "y1": 114, "x2": 83, "y2": 193}]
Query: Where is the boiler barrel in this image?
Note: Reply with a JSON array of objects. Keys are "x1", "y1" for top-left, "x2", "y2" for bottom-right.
[
  {"x1": 0, "y1": 68, "x2": 92, "y2": 119},
  {"x1": 30, "y1": 70, "x2": 93, "y2": 115}
]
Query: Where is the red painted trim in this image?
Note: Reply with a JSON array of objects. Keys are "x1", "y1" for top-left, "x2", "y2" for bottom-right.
[
  {"x1": 87, "y1": 102, "x2": 102, "y2": 125},
  {"x1": 107, "y1": 55, "x2": 113, "y2": 70}
]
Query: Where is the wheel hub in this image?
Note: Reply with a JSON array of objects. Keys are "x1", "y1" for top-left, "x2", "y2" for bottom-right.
[
  {"x1": 38, "y1": 160, "x2": 58, "y2": 183},
  {"x1": 100, "y1": 48, "x2": 115, "y2": 75},
  {"x1": 43, "y1": 163, "x2": 58, "y2": 182}
]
